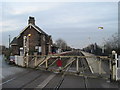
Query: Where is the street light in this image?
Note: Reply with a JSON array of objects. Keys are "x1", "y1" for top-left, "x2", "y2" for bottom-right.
[
  {"x1": 27, "y1": 34, "x2": 31, "y2": 54},
  {"x1": 98, "y1": 26, "x2": 104, "y2": 54},
  {"x1": 98, "y1": 26, "x2": 103, "y2": 30},
  {"x1": 28, "y1": 34, "x2": 31, "y2": 37},
  {"x1": 102, "y1": 37, "x2": 107, "y2": 54}
]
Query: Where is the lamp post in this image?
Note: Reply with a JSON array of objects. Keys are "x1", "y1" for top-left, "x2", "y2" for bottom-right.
[
  {"x1": 88, "y1": 37, "x2": 92, "y2": 53},
  {"x1": 8, "y1": 35, "x2": 11, "y2": 55},
  {"x1": 9, "y1": 35, "x2": 10, "y2": 50},
  {"x1": 102, "y1": 37, "x2": 106, "y2": 54},
  {"x1": 8, "y1": 35, "x2": 11, "y2": 60},
  {"x1": 71, "y1": 45, "x2": 74, "y2": 51},
  {"x1": 98, "y1": 26, "x2": 104, "y2": 54}
]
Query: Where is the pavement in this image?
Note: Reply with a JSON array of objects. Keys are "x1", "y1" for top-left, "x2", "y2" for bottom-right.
[{"x1": 81, "y1": 51, "x2": 108, "y2": 74}]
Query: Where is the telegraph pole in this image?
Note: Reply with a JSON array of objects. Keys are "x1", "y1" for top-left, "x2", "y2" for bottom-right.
[
  {"x1": 9, "y1": 35, "x2": 11, "y2": 56},
  {"x1": 8, "y1": 35, "x2": 11, "y2": 60},
  {"x1": 9, "y1": 35, "x2": 10, "y2": 50}
]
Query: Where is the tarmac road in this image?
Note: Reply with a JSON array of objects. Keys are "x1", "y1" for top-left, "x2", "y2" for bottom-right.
[{"x1": 1, "y1": 53, "x2": 120, "y2": 89}]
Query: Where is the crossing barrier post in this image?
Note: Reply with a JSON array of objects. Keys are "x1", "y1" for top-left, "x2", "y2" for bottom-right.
[{"x1": 76, "y1": 57, "x2": 79, "y2": 74}]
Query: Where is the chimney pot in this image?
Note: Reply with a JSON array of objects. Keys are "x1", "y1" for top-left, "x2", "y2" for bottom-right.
[{"x1": 28, "y1": 16, "x2": 35, "y2": 25}]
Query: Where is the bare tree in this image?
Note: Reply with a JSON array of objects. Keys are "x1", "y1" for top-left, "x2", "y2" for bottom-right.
[
  {"x1": 55, "y1": 38, "x2": 67, "y2": 50},
  {"x1": 104, "y1": 33, "x2": 119, "y2": 54}
]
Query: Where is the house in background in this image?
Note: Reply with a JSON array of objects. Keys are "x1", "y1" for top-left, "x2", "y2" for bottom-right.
[{"x1": 10, "y1": 16, "x2": 53, "y2": 56}]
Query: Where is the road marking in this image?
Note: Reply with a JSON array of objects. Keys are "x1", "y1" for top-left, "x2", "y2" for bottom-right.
[
  {"x1": 0, "y1": 70, "x2": 32, "y2": 86},
  {"x1": 0, "y1": 77, "x2": 16, "y2": 85},
  {"x1": 89, "y1": 66, "x2": 94, "y2": 74},
  {"x1": 36, "y1": 74, "x2": 56, "y2": 88},
  {"x1": 81, "y1": 51, "x2": 94, "y2": 74}
]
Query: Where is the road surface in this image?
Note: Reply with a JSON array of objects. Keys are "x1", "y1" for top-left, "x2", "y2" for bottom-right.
[{"x1": 1, "y1": 53, "x2": 120, "y2": 89}]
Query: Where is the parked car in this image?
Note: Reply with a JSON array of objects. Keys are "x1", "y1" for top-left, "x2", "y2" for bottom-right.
[{"x1": 9, "y1": 56, "x2": 15, "y2": 65}]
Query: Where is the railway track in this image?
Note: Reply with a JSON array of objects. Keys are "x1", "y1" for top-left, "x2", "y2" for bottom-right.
[
  {"x1": 44, "y1": 51, "x2": 92, "y2": 89},
  {"x1": 2, "y1": 51, "x2": 95, "y2": 89}
]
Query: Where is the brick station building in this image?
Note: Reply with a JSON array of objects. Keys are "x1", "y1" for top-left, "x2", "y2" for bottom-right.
[{"x1": 10, "y1": 17, "x2": 53, "y2": 55}]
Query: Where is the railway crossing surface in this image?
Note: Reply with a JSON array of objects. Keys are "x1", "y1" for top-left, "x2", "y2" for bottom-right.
[{"x1": 1, "y1": 51, "x2": 120, "y2": 89}]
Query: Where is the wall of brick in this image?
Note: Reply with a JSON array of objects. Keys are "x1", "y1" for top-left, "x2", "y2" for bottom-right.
[
  {"x1": 11, "y1": 26, "x2": 52, "y2": 55},
  {"x1": 11, "y1": 45, "x2": 19, "y2": 55}
]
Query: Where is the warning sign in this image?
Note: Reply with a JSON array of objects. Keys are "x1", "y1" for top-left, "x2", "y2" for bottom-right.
[{"x1": 56, "y1": 59, "x2": 62, "y2": 67}]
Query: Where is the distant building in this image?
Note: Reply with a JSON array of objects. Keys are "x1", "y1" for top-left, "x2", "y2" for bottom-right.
[
  {"x1": 10, "y1": 17, "x2": 53, "y2": 55},
  {"x1": 0, "y1": 45, "x2": 8, "y2": 55}
]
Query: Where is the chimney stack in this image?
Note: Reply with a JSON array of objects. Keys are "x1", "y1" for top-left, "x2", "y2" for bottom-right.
[{"x1": 28, "y1": 16, "x2": 35, "y2": 25}]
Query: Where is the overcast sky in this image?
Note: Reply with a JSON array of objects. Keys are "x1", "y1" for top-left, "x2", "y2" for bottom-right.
[{"x1": 0, "y1": 1, "x2": 118, "y2": 49}]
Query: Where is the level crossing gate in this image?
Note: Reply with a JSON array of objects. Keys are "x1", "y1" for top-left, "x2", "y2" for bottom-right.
[{"x1": 23, "y1": 53, "x2": 113, "y2": 80}]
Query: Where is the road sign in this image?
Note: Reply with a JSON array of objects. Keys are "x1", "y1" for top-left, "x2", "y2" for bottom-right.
[{"x1": 56, "y1": 59, "x2": 62, "y2": 67}]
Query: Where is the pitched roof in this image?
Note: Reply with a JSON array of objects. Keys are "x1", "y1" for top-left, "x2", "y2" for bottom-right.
[
  {"x1": 11, "y1": 17, "x2": 50, "y2": 45},
  {"x1": 16, "y1": 24, "x2": 48, "y2": 39},
  {"x1": 34, "y1": 25, "x2": 48, "y2": 35},
  {"x1": 10, "y1": 37, "x2": 18, "y2": 45}
]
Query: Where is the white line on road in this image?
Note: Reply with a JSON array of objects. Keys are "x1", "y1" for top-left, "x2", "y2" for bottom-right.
[
  {"x1": 0, "y1": 77, "x2": 16, "y2": 86},
  {"x1": 0, "y1": 70, "x2": 31, "y2": 86},
  {"x1": 89, "y1": 66, "x2": 94, "y2": 74},
  {"x1": 81, "y1": 51, "x2": 94, "y2": 74},
  {"x1": 36, "y1": 74, "x2": 56, "y2": 88}
]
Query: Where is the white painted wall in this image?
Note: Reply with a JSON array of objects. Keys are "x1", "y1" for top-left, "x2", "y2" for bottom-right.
[{"x1": 15, "y1": 56, "x2": 24, "y2": 67}]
